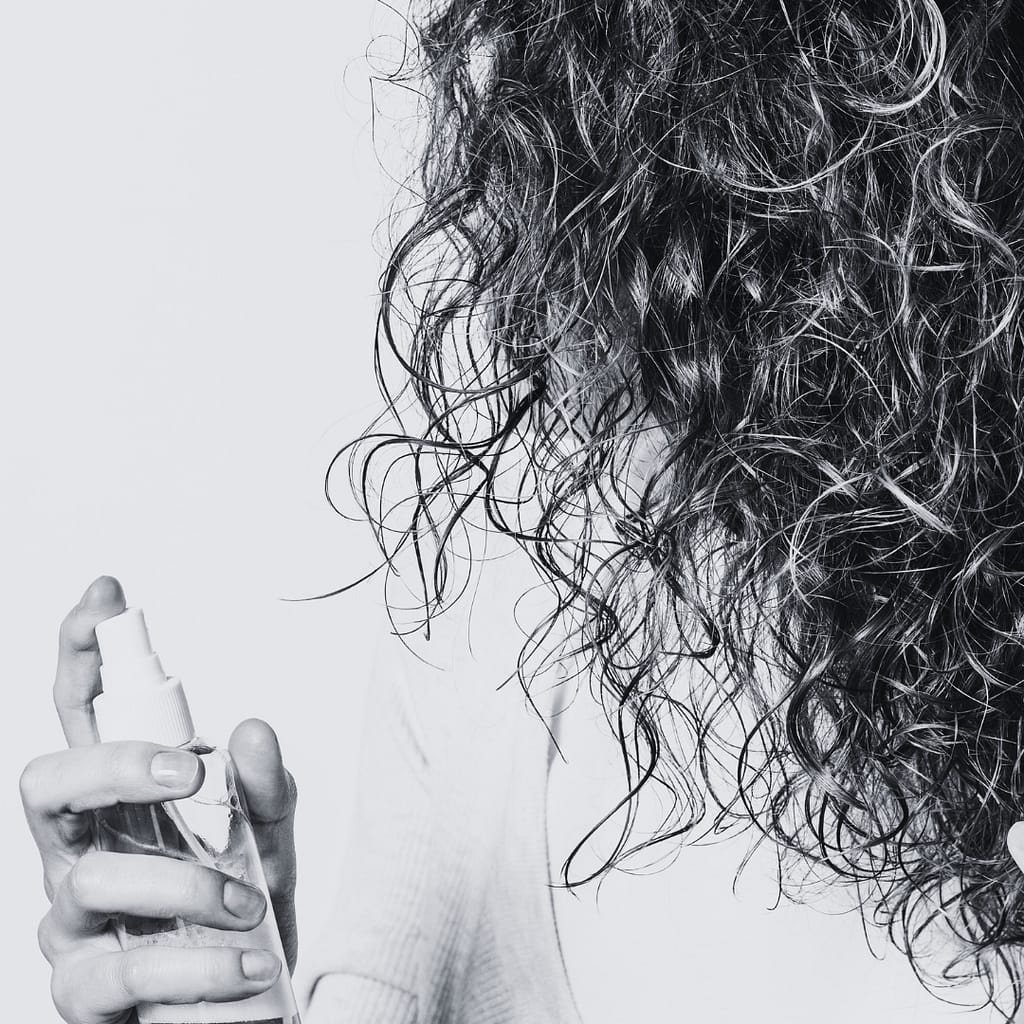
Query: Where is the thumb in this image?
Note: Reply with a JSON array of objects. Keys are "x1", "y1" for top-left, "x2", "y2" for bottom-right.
[
  {"x1": 229, "y1": 718, "x2": 297, "y2": 971},
  {"x1": 229, "y1": 718, "x2": 294, "y2": 826}
]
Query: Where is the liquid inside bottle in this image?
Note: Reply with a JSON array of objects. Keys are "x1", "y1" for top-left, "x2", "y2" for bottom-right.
[{"x1": 93, "y1": 738, "x2": 300, "y2": 1024}]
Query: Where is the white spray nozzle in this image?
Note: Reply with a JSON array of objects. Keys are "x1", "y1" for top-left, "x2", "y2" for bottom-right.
[
  {"x1": 93, "y1": 607, "x2": 195, "y2": 746},
  {"x1": 96, "y1": 607, "x2": 167, "y2": 692},
  {"x1": 96, "y1": 606, "x2": 153, "y2": 661}
]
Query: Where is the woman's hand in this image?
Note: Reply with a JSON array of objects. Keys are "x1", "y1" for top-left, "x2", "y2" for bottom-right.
[{"x1": 21, "y1": 576, "x2": 298, "y2": 1024}]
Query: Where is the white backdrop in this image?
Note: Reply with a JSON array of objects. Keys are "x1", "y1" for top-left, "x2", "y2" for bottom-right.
[{"x1": 1, "y1": 3, "x2": 403, "y2": 1017}]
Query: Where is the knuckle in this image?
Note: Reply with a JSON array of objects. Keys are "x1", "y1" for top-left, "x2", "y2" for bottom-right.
[
  {"x1": 181, "y1": 864, "x2": 215, "y2": 911},
  {"x1": 50, "y1": 963, "x2": 78, "y2": 1023},
  {"x1": 117, "y1": 948, "x2": 149, "y2": 1001},
  {"x1": 19, "y1": 755, "x2": 48, "y2": 809},
  {"x1": 199, "y1": 948, "x2": 231, "y2": 990},
  {"x1": 262, "y1": 852, "x2": 297, "y2": 898},
  {"x1": 106, "y1": 741, "x2": 147, "y2": 789},
  {"x1": 57, "y1": 607, "x2": 78, "y2": 648},
  {"x1": 37, "y1": 913, "x2": 57, "y2": 964},
  {"x1": 66, "y1": 849, "x2": 105, "y2": 910}
]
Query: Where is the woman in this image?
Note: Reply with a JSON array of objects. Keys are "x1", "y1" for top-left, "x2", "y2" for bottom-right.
[{"x1": 23, "y1": 0, "x2": 1024, "y2": 1019}]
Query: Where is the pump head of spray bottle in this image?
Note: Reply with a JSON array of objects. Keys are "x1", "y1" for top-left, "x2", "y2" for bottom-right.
[{"x1": 93, "y1": 608, "x2": 195, "y2": 746}]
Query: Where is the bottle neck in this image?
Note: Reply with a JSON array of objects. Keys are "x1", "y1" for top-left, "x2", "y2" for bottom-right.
[{"x1": 92, "y1": 675, "x2": 196, "y2": 746}]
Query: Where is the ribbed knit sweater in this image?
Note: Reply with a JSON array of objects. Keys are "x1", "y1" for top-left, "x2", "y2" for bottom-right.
[{"x1": 297, "y1": 601, "x2": 580, "y2": 1024}]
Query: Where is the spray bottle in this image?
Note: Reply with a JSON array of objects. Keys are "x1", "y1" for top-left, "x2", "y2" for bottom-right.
[{"x1": 90, "y1": 607, "x2": 300, "y2": 1024}]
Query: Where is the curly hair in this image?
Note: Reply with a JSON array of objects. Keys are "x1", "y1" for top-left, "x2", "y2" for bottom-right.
[{"x1": 336, "y1": 0, "x2": 1024, "y2": 1014}]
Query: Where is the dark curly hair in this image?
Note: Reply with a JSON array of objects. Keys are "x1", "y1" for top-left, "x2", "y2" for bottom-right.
[{"x1": 335, "y1": 0, "x2": 1024, "y2": 1015}]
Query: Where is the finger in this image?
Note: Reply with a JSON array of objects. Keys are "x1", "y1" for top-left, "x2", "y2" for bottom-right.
[
  {"x1": 230, "y1": 720, "x2": 296, "y2": 882},
  {"x1": 229, "y1": 719, "x2": 297, "y2": 969},
  {"x1": 48, "y1": 850, "x2": 267, "y2": 942},
  {"x1": 54, "y1": 577, "x2": 127, "y2": 748},
  {"x1": 21, "y1": 741, "x2": 204, "y2": 887},
  {"x1": 229, "y1": 719, "x2": 294, "y2": 826},
  {"x1": 51, "y1": 945, "x2": 282, "y2": 1024}
]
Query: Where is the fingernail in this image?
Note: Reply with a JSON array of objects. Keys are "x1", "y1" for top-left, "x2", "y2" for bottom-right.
[
  {"x1": 240, "y1": 949, "x2": 281, "y2": 982},
  {"x1": 223, "y1": 878, "x2": 266, "y2": 920},
  {"x1": 150, "y1": 750, "x2": 200, "y2": 788}
]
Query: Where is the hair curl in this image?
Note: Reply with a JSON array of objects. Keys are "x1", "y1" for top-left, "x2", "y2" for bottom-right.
[{"x1": 338, "y1": 0, "x2": 1024, "y2": 1015}]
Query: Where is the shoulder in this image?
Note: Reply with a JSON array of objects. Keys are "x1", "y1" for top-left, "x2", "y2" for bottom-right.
[{"x1": 370, "y1": 546, "x2": 568, "y2": 755}]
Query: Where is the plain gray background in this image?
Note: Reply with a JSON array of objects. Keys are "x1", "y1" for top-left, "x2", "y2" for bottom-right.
[
  {"x1": 2, "y1": 3, "x2": 395, "y2": 1016},
  {"x1": 0, "y1": 4, "x2": 1002, "y2": 1021}
]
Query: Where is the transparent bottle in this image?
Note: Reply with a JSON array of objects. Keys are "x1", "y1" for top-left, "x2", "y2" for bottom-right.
[{"x1": 91, "y1": 608, "x2": 300, "y2": 1024}]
